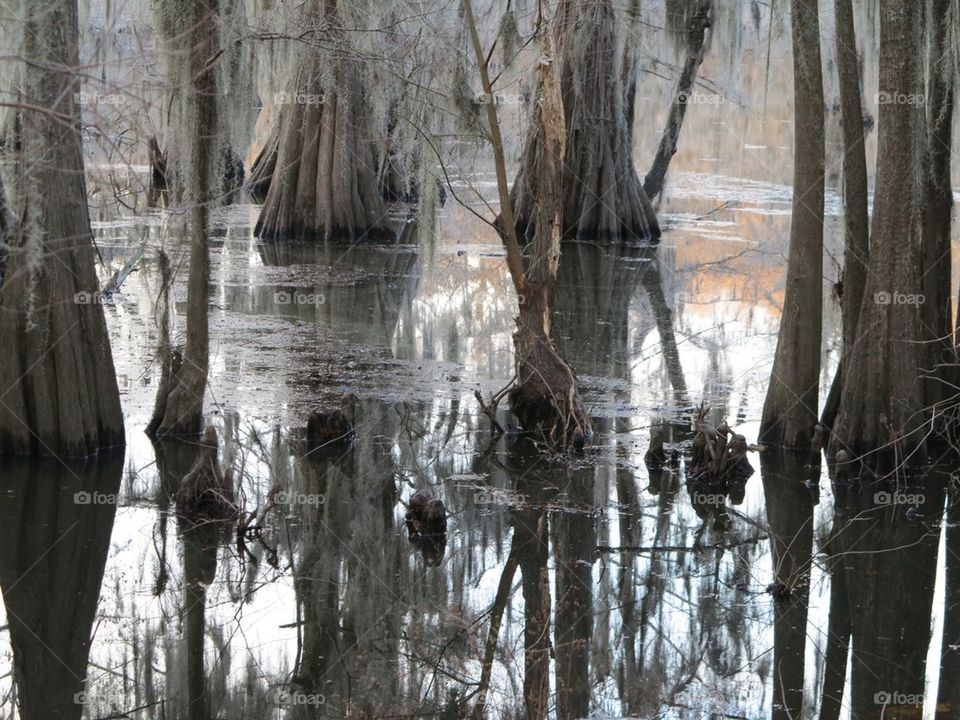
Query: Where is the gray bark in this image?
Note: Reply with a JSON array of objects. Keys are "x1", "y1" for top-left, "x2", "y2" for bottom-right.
[
  {"x1": 920, "y1": 0, "x2": 955, "y2": 404},
  {"x1": 831, "y1": 0, "x2": 927, "y2": 462},
  {"x1": 820, "y1": 0, "x2": 870, "y2": 432},
  {"x1": 511, "y1": 0, "x2": 660, "y2": 244},
  {"x1": 255, "y1": 0, "x2": 393, "y2": 242},
  {"x1": 759, "y1": 0, "x2": 824, "y2": 449},
  {"x1": 148, "y1": 0, "x2": 219, "y2": 437},
  {"x1": 0, "y1": 0, "x2": 124, "y2": 457}
]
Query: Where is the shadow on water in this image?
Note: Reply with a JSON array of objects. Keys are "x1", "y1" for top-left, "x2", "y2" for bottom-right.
[{"x1": 0, "y1": 452, "x2": 123, "y2": 720}]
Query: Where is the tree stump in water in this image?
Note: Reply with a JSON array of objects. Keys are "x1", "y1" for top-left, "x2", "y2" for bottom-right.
[
  {"x1": 176, "y1": 426, "x2": 237, "y2": 525},
  {"x1": 509, "y1": 312, "x2": 591, "y2": 450},
  {"x1": 405, "y1": 490, "x2": 447, "y2": 566},
  {"x1": 305, "y1": 393, "x2": 357, "y2": 448}
]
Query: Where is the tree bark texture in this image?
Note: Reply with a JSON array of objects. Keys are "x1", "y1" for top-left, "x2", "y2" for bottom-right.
[
  {"x1": 254, "y1": 0, "x2": 393, "y2": 242},
  {"x1": 0, "y1": 0, "x2": 124, "y2": 456},
  {"x1": 759, "y1": 0, "x2": 825, "y2": 449}
]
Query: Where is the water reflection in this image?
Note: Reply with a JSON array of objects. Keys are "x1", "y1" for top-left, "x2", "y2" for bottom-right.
[{"x1": 0, "y1": 453, "x2": 123, "y2": 720}]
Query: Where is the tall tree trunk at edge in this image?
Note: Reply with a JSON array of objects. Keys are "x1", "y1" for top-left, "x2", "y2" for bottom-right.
[{"x1": 0, "y1": 0, "x2": 124, "y2": 457}]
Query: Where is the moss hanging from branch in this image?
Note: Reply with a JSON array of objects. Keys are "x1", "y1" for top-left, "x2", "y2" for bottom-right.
[
  {"x1": 254, "y1": 0, "x2": 393, "y2": 243},
  {"x1": 0, "y1": 0, "x2": 125, "y2": 457},
  {"x1": 147, "y1": 0, "x2": 221, "y2": 438},
  {"x1": 511, "y1": 0, "x2": 660, "y2": 244}
]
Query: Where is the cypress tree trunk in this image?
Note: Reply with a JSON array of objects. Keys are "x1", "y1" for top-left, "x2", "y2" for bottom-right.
[
  {"x1": 464, "y1": 0, "x2": 590, "y2": 448},
  {"x1": 148, "y1": 0, "x2": 219, "y2": 437},
  {"x1": 515, "y1": 507, "x2": 551, "y2": 720},
  {"x1": 254, "y1": 0, "x2": 393, "y2": 242},
  {"x1": 642, "y1": 0, "x2": 713, "y2": 202},
  {"x1": 820, "y1": 0, "x2": 870, "y2": 432},
  {"x1": 511, "y1": 0, "x2": 660, "y2": 244},
  {"x1": 510, "y1": 29, "x2": 591, "y2": 447},
  {"x1": 552, "y1": 472, "x2": 594, "y2": 720},
  {"x1": 920, "y1": 0, "x2": 954, "y2": 406},
  {"x1": 759, "y1": 0, "x2": 824, "y2": 449},
  {"x1": 839, "y1": 481, "x2": 942, "y2": 713},
  {"x1": 830, "y1": 0, "x2": 927, "y2": 464},
  {"x1": 817, "y1": 509, "x2": 850, "y2": 720},
  {"x1": 0, "y1": 0, "x2": 124, "y2": 457}
]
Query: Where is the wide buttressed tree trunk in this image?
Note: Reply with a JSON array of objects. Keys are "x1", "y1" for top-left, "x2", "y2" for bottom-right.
[
  {"x1": 511, "y1": 0, "x2": 660, "y2": 244},
  {"x1": 820, "y1": 0, "x2": 870, "y2": 432},
  {"x1": 0, "y1": 0, "x2": 124, "y2": 457},
  {"x1": 147, "y1": 0, "x2": 219, "y2": 437},
  {"x1": 759, "y1": 0, "x2": 824, "y2": 449},
  {"x1": 254, "y1": 0, "x2": 393, "y2": 242},
  {"x1": 830, "y1": 0, "x2": 927, "y2": 464}
]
